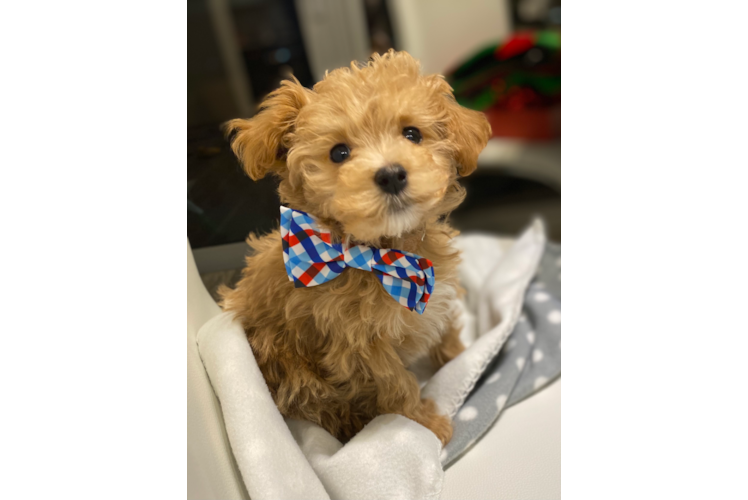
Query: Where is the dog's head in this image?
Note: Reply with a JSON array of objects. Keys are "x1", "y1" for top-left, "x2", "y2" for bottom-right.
[{"x1": 226, "y1": 50, "x2": 491, "y2": 244}]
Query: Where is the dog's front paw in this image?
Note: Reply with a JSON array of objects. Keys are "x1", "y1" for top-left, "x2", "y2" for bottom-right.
[
  {"x1": 427, "y1": 411, "x2": 454, "y2": 446},
  {"x1": 419, "y1": 398, "x2": 453, "y2": 446}
]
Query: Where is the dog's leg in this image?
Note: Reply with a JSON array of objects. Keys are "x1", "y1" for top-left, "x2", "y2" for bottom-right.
[
  {"x1": 429, "y1": 318, "x2": 465, "y2": 368},
  {"x1": 385, "y1": 386, "x2": 453, "y2": 446},
  {"x1": 406, "y1": 397, "x2": 454, "y2": 446},
  {"x1": 371, "y1": 341, "x2": 453, "y2": 445}
]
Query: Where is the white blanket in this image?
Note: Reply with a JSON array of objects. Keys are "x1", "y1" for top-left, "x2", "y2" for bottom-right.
[{"x1": 196, "y1": 220, "x2": 545, "y2": 499}]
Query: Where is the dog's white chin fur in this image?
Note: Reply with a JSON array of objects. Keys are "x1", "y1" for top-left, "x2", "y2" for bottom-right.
[{"x1": 347, "y1": 205, "x2": 423, "y2": 243}]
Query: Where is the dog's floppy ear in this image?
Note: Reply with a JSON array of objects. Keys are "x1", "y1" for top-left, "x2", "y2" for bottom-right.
[
  {"x1": 441, "y1": 92, "x2": 492, "y2": 177},
  {"x1": 224, "y1": 78, "x2": 312, "y2": 180}
]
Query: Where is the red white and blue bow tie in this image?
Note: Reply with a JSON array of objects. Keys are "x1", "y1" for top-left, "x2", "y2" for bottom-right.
[{"x1": 280, "y1": 206, "x2": 435, "y2": 314}]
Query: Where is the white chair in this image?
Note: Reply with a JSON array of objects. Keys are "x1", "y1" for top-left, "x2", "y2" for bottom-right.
[{"x1": 188, "y1": 241, "x2": 249, "y2": 499}]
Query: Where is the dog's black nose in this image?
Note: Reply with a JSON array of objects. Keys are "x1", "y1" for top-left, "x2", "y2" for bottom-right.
[{"x1": 374, "y1": 164, "x2": 408, "y2": 195}]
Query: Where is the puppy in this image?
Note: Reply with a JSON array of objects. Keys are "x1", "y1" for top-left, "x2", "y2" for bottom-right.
[{"x1": 219, "y1": 50, "x2": 491, "y2": 445}]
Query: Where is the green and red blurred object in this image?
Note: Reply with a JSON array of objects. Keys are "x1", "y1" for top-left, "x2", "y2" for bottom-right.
[{"x1": 447, "y1": 29, "x2": 748, "y2": 140}]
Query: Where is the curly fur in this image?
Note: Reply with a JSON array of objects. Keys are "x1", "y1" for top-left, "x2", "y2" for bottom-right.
[{"x1": 219, "y1": 50, "x2": 491, "y2": 444}]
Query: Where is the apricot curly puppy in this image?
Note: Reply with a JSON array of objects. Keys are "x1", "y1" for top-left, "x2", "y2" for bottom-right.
[{"x1": 219, "y1": 50, "x2": 490, "y2": 445}]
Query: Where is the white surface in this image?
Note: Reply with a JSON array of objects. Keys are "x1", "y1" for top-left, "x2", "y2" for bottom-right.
[
  {"x1": 442, "y1": 377, "x2": 748, "y2": 500},
  {"x1": 478, "y1": 138, "x2": 561, "y2": 191},
  {"x1": 560, "y1": 377, "x2": 748, "y2": 500},
  {"x1": 478, "y1": 137, "x2": 748, "y2": 192},
  {"x1": 442, "y1": 379, "x2": 561, "y2": 500}
]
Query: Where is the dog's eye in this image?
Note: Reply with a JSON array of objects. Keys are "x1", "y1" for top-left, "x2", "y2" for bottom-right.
[
  {"x1": 330, "y1": 144, "x2": 351, "y2": 163},
  {"x1": 402, "y1": 127, "x2": 422, "y2": 144}
]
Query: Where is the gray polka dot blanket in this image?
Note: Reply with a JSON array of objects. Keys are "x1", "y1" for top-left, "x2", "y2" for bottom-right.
[
  {"x1": 405, "y1": 220, "x2": 561, "y2": 469},
  {"x1": 439, "y1": 234, "x2": 561, "y2": 468}
]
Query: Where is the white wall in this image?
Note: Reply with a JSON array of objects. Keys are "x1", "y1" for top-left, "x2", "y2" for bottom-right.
[{"x1": 387, "y1": 0, "x2": 512, "y2": 75}]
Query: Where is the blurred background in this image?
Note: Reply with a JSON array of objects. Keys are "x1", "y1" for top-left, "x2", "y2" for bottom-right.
[
  {"x1": 187, "y1": 0, "x2": 748, "y2": 373},
  {"x1": 187, "y1": 0, "x2": 748, "y2": 248}
]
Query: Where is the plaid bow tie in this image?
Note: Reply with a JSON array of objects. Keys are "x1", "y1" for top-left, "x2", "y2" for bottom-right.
[{"x1": 280, "y1": 206, "x2": 435, "y2": 314}]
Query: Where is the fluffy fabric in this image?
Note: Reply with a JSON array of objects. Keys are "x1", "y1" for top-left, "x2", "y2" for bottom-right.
[
  {"x1": 422, "y1": 220, "x2": 546, "y2": 417},
  {"x1": 197, "y1": 224, "x2": 546, "y2": 499},
  {"x1": 219, "y1": 50, "x2": 491, "y2": 444},
  {"x1": 197, "y1": 312, "x2": 329, "y2": 500},
  {"x1": 286, "y1": 416, "x2": 444, "y2": 500}
]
